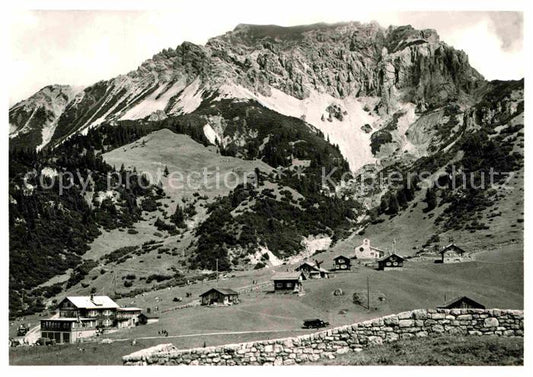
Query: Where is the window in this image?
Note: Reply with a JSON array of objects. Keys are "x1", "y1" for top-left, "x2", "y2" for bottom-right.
[
  {"x1": 286, "y1": 282, "x2": 293, "y2": 288},
  {"x1": 276, "y1": 282, "x2": 283, "y2": 288}
]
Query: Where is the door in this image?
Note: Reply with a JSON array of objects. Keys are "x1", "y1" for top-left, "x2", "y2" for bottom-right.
[{"x1": 63, "y1": 332, "x2": 70, "y2": 344}]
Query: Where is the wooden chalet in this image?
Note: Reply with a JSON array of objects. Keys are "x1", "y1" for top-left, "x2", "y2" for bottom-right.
[
  {"x1": 200, "y1": 288, "x2": 239, "y2": 305},
  {"x1": 377, "y1": 253, "x2": 405, "y2": 270},
  {"x1": 295, "y1": 261, "x2": 329, "y2": 279},
  {"x1": 440, "y1": 244, "x2": 467, "y2": 263},
  {"x1": 333, "y1": 255, "x2": 351, "y2": 270},
  {"x1": 272, "y1": 272, "x2": 303, "y2": 292},
  {"x1": 437, "y1": 296, "x2": 486, "y2": 309}
]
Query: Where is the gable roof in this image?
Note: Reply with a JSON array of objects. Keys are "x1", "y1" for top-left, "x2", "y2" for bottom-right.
[
  {"x1": 377, "y1": 253, "x2": 405, "y2": 262},
  {"x1": 440, "y1": 244, "x2": 467, "y2": 255},
  {"x1": 61, "y1": 296, "x2": 119, "y2": 310},
  {"x1": 437, "y1": 296, "x2": 485, "y2": 309},
  {"x1": 334, "y1": 255, "x2": 350, "y2": 261},
  {"x1": 271, "y1": 272, "x2": 302, "y2": 281},
  {"x1": 295, "y1": 261, "x2": 320, "y2": 271},
  {"x1": 200, "y1": 288, "x2": 239, "y2": 297}
]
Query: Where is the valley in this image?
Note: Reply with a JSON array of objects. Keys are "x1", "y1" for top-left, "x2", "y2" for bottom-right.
[{"x1": 8, "y1": 20, "x2": 524, "y2": 366}]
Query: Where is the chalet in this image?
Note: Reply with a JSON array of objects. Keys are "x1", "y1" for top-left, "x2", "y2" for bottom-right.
[
  {"x1": 355, "y1": 239, "x2": 386, "y2": 259},
  {"x1": 377, "y1": 253, "x2": 405, "y2": 270},
  {"x1": 333, "y1": 255, "x2": 351, "y2": 270},
  {"x1": 437, "y1": 296, "x2": 486, "y2": 309},
  {"x1": 272, "y1": 272, "x2": 303, "y2": 292},
  {"x1": 41, "y1": 295, "x2": 142, "y2": 343},
  {"x1": 57, "y1": 295, "x2": 120, "y2": 328},
  {"x1": 440, "y1": 244, "x2": 467, "y2": 263},
  {"x1": 116, "y1": 307, "x2": 142, "y2": 328},
  {"x1": 295, "y1": 261, "x2": 317, "y2": 277},
  {"x1": 295, "y1": 261, "x2": 329, "y2": 279},
  {"x1": 200, "y1": 288, "x2": 239, "y2": 306}
]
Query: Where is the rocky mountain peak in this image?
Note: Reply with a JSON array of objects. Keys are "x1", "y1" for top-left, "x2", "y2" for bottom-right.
[{"x1": 10, "y1": 21, "x2": 487, "y2": 151}]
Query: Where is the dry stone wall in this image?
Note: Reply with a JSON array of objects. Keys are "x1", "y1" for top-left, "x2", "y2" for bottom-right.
[{"x1": 123, "y1": 308, "x2": 523, "y2": 365}]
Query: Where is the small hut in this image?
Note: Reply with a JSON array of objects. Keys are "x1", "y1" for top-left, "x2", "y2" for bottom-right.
[
  {"x1": 439, "y1": 244, "x2": 467, "y2": 263},
  {"x1": 199, "y1": 288, "x2": 239, "y2": 306},
  {"x1": 272, "y1": 272, "x2": 303, "y2": 292},
  {"x1": 377, "y1": 253, "x2": 405, "y2": 270},
  {"x1": 333, "y1": 255, "x2": 351, "y2": 271}
]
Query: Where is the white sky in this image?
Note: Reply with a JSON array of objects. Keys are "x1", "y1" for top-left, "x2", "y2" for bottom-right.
[{"x1": 7, "y1": 2, "x2": 524, "y2": 105}]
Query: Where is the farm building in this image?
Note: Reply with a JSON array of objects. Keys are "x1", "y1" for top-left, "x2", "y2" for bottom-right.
[
  {"x1": 40, "y1": 295, "x2": 143, "y2": 343},
  {"x1": 354, "y1": 239, "x2": 386, "y2": 259},
  {"x1": 439, "y1": 244, "x2": 468, "y2": 263},
  {"x1": 138, "y1": 313, "x2": 160, "y2": 325},
  {"x1": 437, "y1": 296, "x2": 486, "y2": 309},
  {"x1": 200, "y1": 288, "x2": 239, "y2": 306},
  {"x1": 295, "y1": 261, "x2": 330, "y2": 279},
  {"x1": 377, "y1": 253, "x2": 405, "y2": 270},
  {"x1": 272, "y1": 272, "x2": 303, "y2": 292},
  {"x1": 333, "y1": 255, "x2": 351, "y2": 270}
]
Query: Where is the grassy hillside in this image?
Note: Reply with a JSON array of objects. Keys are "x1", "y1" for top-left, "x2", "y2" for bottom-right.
[
  {"x1": 103, "y1": 128, "x2": 273, "y2": 201},
  {"x1": 10, "y1": 233, "x2": 522, "y2": 365}
]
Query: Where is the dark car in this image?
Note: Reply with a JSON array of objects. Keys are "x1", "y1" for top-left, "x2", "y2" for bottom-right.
[{"x1": 303, "y1": 319, "x2": 330, "y2": 329}]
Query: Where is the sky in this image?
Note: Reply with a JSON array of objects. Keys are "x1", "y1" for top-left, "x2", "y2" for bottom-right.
[{"x1": 8, "y1": 3, "x2": 524, "y2": 105}]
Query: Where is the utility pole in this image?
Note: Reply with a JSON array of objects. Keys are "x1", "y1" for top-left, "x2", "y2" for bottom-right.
[
  {"x1": 367, "y1": 276, "x2": 370, "y2": 311},
  {"x1": 216, "y1": 258, "x2": 219, "y2": 281}
]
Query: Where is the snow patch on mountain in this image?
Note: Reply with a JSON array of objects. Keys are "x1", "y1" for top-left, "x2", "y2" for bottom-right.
[
  {"x1": 167, "y1": 78, "x2": 204, "y2": 114},
  {"x1": 217, "y1": 84, "x2": 379, "y2": 172},
  {"x1": 38, "y1": 120, "x2": 59, "y2": 151},
  {"x1": 120, "y1": 79, "x2": 187, "y2": 120},
  {"x1": 203, "y1": 123, "x2": 221, "y2": 145}
]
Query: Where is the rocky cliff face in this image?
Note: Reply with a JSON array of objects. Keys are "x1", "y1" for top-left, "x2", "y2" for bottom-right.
[
  {"x1": 208, "y1": 23, "x2": 484, "y2": 108},
  {"x1": 10, "y1": 22, "x2": 486, "y2": 159},
  {"x1": 9, "y1": 85, "x2": 82, "y2": 150}
]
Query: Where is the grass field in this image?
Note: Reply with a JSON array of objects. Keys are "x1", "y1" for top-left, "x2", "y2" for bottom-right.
[
  {"x1": 307, "y1": 335, "x2": 524, "y2": 366},
  {"x1": 10, "y1": 241, "x2": 522, "y2": 365},
  {"x1": 102, "y1": 129, "x2": 272, "y2": 202}
]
